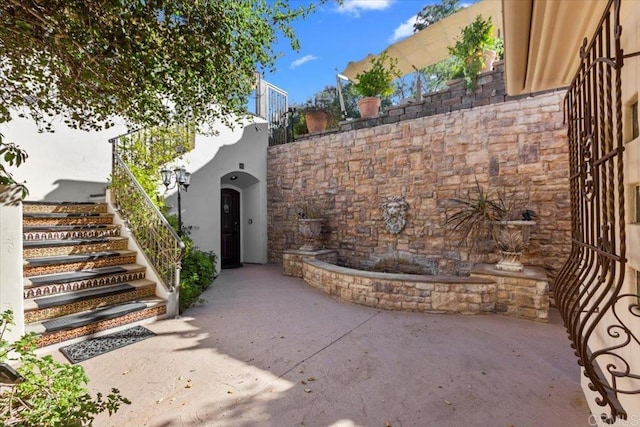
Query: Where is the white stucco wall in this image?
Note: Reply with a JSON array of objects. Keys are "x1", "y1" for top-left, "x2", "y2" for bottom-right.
[
  {"x1": 1, "y1": 116, "x2": 127, "y2": 201},
  {"x1": 164, "y1": 118, "x2": 269, "y2": 273},
  {"x1": 4, "y1": 111, "x2": 269, "y2": 276}
]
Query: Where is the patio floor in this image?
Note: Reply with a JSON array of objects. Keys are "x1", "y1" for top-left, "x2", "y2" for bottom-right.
[{"x1": 48, "y1": 263, "x2": 591, "y2": 426}]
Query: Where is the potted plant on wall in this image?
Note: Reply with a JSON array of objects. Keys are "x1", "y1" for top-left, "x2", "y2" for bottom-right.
[
  {"x1": 445, "y1": 180, "x2": 535, "y2": 273},
  {"x1": 447, "y1": 15, "x2": 501, "y2": 91},
  {"x1": 296, "y1": 201, "x2": 325, "y2": 251},
  {"x1": 301, "y1": 96, "x2": 332, "y2": 134},
  {"x1": 352, "y1": 51, "x2": 401, "y2": 119}
]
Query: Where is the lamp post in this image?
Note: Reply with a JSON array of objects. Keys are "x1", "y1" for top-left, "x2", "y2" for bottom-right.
[{"x1": 160, "y1": 166, "x2": 191, "y2": 236}]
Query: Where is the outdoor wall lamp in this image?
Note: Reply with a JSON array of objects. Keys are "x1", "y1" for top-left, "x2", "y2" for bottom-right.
[{"x1": 160, "y1": 166, "x2": 191, "y2": 236}]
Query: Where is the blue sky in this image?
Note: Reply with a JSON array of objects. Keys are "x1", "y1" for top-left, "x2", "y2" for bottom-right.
[{"x1": 263, "y1": 0, "x2": 474, "y2": 105}]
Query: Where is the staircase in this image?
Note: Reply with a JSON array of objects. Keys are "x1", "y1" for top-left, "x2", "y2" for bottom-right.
[{"x1": 22, "y1": 201, "x2": 167, "y2": 348}]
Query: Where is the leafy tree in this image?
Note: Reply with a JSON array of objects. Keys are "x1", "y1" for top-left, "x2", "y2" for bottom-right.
[
  {"x1": 413, "y1": 0, "x2": 462, "y2": 32},
  {"x1": 0, "y1": 0, "x2": 330, "y2": 187}
]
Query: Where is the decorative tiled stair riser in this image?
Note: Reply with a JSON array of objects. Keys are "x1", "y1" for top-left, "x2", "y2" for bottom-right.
[
  {"x1": 25, "y1": 283, "x2": 156, "y2": 323},
  {"x1": 23, "y1": 237, "x2": 129, "y2": 258},
  {"x1": 22, "y1": 202, "x2": 108, "y2": 214},
  {"x1": 22, "y1": 201, "x2": 167, "y2": 349},
  {"x1": 23, "y1": 252, "x2": 138, "y2": 277},
  {"x1": 23, "y1": 225, "x2": 121, "y2": 241},
  {"x1": 24, "y1": 268, "x2": 147, "y2": 299},
  {"x1": 36, "y1": 305, "x2": 166, "y2": 348},
  {"x1": 23, "y1": 214, "x2": 114, "y2": 227}
]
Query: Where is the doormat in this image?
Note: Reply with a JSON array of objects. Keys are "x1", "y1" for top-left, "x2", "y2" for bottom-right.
[{"x1": 60, "y1": 325, "x2": 156, "y2": 364}]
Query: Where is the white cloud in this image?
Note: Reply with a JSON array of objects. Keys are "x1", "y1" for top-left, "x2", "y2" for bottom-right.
[
  {"x1": 338, "y1": 0, "x2": 394, "y2": 16},
  {"x1": 290, "y1": 54, "x2": 319, "y2": 69},
  {"x1": 389, "y1": 15, "x2": 418, "y2": 43}
]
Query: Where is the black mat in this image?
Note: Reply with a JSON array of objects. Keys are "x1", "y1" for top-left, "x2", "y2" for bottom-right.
[
  {"x1": 26, "y1": 251, "x2": 120, "y2": 266},
  {"x1": 24, "y1": 212, "x2": 100, "y2": 218},
  {"x1": 59, "y1": 325, "x2": 155, "y2": 364},
  {"x1": 42, "y1": 301, "x2": 146, "y2": 332},
  {"x1": 23, "y1": 238, "x2": 110, "y2": 247},
  {"x1": 29, "y1": 266, "x2": 127, "y2": 286},
  {"x1": 34, "y1": 283, "x2": 135, "y2": 308}
]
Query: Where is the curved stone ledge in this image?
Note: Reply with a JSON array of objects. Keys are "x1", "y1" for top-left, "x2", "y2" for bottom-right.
[{"x1": 302, "y1": 259, "x2": 497, "y2": 315}]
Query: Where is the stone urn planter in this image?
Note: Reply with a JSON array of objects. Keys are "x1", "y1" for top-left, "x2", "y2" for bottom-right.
[
  {"x1": 481, "y1": 49, "x2": 497, "y2": 72},
  {"x1": 357, "y1": 97, "x2": 381, "y2": 119},
  {"x1": 491, "y1": 220, "x2": 536, "y2": 272},
  {"x1": 298, "y1": 218, "x2": 324, "y2": 251}
]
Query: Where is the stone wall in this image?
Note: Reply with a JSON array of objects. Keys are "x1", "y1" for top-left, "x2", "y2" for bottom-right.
[
  {"x1": 338, "y1": 61, "x2": 539, "y2": 132},
  {"x1": 267, "y1": 91, "x2": 571, "y2": 277}
]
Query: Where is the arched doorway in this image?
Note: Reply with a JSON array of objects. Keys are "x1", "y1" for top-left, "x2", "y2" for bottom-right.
[{"x1": 221, "y1": 188, "x2": 242, "y2": 268}]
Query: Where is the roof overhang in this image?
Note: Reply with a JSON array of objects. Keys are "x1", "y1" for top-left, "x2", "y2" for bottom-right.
[
  {"x1": 502, "y1": 0, "x2": 608, "y2": 95},
  {"x1": 341, "y1": 0, "x2": 503, "y2": 81}
]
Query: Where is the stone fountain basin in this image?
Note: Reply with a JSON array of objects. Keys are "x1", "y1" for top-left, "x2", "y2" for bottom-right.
[{"x1": 303, "y1": 259, "x2": 496, "y2": 315}]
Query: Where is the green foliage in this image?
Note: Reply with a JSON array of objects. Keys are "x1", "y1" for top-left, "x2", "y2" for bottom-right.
[
  {"x1": 116, "y1": 126, "x2": 194, "y2": 209},
  {"x1": 0, "y1": 1, "x2": 329, "y2": 133},
  {"x1": 445, "y1": 179, "x2": 530, "y2": 253},
  {"x1": 352, "y1": 52, "x2": 401, "y2": 98},
  {"x1": 0, "y1": 0, "x2": 330, "y2": 190},
  {"x1": 413, "y1": 0, "x2": 462, "y2": 32},
  {"x1": 165, "y1": 215, "x2": 217, "y2": 312},
  {"x1": 0, "y1": 135, "x2": 28, "y2": 198},
  {"x1": 447, "y1": 15, "x2": 496, "y2": 90},
  {"x1": 0, "y1": 310, "x2": 130, "y2": 426}
]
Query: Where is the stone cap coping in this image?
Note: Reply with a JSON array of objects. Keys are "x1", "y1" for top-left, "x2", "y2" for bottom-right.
[
  {"x1": 305, "y1": 259, "x2": 495, "y2": 285},
  {"x1": 284, "y1": 249, "x2": 338, "y2": 256},
  {"x1": 470, "y1": 263, "x2": 548, "y2": 281}
]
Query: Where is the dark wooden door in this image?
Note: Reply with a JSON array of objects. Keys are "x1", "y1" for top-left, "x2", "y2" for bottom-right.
[{"x1": 221, "y1": 189, "x2": 241, "y2": 268}]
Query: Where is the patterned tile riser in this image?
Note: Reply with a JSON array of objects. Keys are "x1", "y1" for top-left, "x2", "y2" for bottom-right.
[
  {"x1": 25, "y1": 286, "x2": 157, "y2": 323},
  {"x1": 36, "y1": 305, "x2": 166, "y2": 348},
  {"x1": 23, "y1": 240, "x2": 129, "y2": 258},
  {"x1": 22, "y1": 204, "x2": 108, "y2": 214},
  {"x1": 23, "y1": 254, "x2": 138, "y2": 277},
  {"x1": 24, "y1": 271, "x2": 146, "y2": 299},
  {"x1": 23, "y1": 216, "x2": 114, "y2": 226},
  {"x1": 23, "y1": 226, "x2": 121, "y2": 241}
]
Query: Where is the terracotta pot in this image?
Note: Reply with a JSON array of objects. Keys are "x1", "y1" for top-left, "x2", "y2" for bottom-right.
[
  {"x1": 357, "y1": 97, "x2": 381, "y2": 119},
  {"x1": 298, "y1": 218, "x2": 324, "y2": 251},
  {"x1": 304, "y1": 110, "x2": 329, "y2": 133}
]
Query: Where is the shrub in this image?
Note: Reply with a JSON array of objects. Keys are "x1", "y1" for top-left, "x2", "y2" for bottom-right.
[
  {"x1": 165, "y1": 215, "x2": 217, "y2": 312},
  {"x1": 0, "y1": 310, "x2": 130, "y2": 426}
]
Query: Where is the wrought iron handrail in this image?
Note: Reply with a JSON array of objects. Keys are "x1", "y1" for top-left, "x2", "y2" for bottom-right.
[
  {"x1": 554, "y1": 0, "x2": 639, "y2": 422},
  {"x1": 109, "y1": 134, "x2": 185, "y2": 292}
]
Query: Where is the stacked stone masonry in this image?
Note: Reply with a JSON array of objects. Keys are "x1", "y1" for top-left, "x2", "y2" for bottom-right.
[
  {"x1": 267, "y1": 88, "x2": 570, "y2": 277},
  {"x1": 301, "y1": 259, "x2": 549, "y2": 322}
]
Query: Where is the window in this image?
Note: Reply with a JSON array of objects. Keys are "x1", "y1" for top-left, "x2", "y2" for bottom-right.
[
  {"x1": 633, "y1": 101, "x2": 639, "y2": 139},
  {"x1": 637, "y1": 270, "x2": 640, "y2": 305},
  {"x1": 636, "y1": 185, "x2": 640, "y2": 223}
]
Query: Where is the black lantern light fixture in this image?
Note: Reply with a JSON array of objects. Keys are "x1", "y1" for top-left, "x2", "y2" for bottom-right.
[{"x1": 161, "y1": 166, "x2": 191, "y2": 236}]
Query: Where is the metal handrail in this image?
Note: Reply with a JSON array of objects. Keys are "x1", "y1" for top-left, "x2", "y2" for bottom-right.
[{"x1": 109, "y1": 133, "x2": 185, "y2": 292}]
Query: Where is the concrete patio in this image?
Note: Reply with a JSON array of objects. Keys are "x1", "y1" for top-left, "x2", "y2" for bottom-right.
[{"x1": 49, "y1": 264, "x2": 591, "y2": 426}]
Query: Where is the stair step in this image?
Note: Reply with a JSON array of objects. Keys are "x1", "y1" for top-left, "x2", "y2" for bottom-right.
[
  {"x1": 24, "y1": 250, "x2": 137, "y2": 277},
  {"x1": 24, "y1": 280, "x2": 157, "y2": 323},
  {"x1": 23, "y1": 213, "x2": 114, "y2": 227},
  {"x1": 24, "y1": 264, "x2": 147, "y2": 298},
  {"x1": 30, "y1": 299, "x2": 167, "y2": 348},
  {"x1": 23, "y1": 224, "x2": 121, "y2": 241},
  {"x1": 23, "y1": 237, "x2": 129, "y2": 258},
  {"x1": 23, "y1": 201, "x2": 108, "y2": 214}
]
